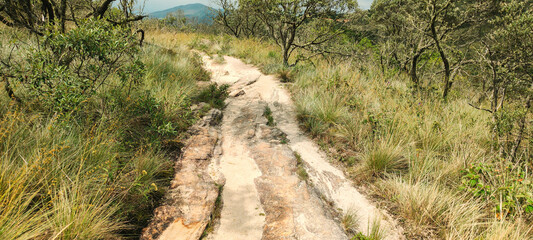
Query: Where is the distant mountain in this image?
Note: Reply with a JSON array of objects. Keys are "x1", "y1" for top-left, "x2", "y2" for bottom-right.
[{"x1": 149, "y1": 3, "x2": 215, "y2": 23}]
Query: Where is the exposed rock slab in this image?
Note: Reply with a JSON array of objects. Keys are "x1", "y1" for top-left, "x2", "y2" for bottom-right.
[
  {"x1": 202, "y1": 55, "x2": 349, "y2": 240},
  {"x1": 202, "y1": 54, "x2": 404, "y2": 240},
  {"x1": 141, "y1": 110, "x2": 224, "y2": 240}
]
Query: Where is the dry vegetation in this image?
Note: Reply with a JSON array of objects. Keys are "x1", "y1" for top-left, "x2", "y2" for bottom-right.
[
  {"x1": 0, "y1": 0, "x2": 531, "y2": 238},
  {"x1": 185, "y1": 34, "x2": 532, "y2": 239},
  {"x1": 0, "y1": 24, "x2": 223, "y2": 239}
]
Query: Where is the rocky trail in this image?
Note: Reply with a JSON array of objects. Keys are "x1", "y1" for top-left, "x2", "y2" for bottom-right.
[{"x1": 141, "y1": 55, "x2": 404, "y2": 240}]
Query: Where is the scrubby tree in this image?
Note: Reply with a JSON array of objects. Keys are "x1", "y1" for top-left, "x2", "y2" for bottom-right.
[
  {"x1": 371, "y1": 0, "x2": 493, "y2": 96},
  {"x1": 1, "y1": 19, "x2": 144, "y2": 111},
  {"x1": 0, "y1": 0, "x2": 144, "y2": 35},
  {"x1": 473, "y1": 0, "x2": 532, "y2": 161},
  {"x1": 214, "y1": 0, "x2": 262, "y2": 38},
  {"x1": 419, "y1": 0, "x2": 494, "y2": 99},
  {"x1": 240, "y1": 0, "x2": 357, "y2": 66},
  {"x1": 371, "y1": 0, "x2": 434, "y2": 85},
  {"x1": 163, "y1": 10, "x2": 187, "y2": 29}
]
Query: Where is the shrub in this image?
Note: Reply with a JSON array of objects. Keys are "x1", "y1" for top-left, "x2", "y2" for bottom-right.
[
  {"x1": 277, "y1": 68, "x2": 294, "y2": 83},
  {"x1": 460, "y1": 163, "x2": 533, "y2": 220},
  {"x1": 194, "y1": 83, "x2": 229, "y2": 109},
  {"x1": 6, "y1": 19, "x2": 143, "y2": 112},
  {"x1": 0, "y1": 29, "x2": 210, "y2": 238}
]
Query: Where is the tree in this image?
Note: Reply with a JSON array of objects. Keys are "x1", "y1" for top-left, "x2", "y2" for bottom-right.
[
  {"x1": 163, "y1": 10, "x2": 187, "y2": 29},
  {"x1": 418, "y1": 0, "x2": 493, "y2": 99},
  {"x1": 371, "y1": 0, "x2": 434, "y2": 85},
  {"x1": 476, "y1": 0, "x2": 532, "y2": 161},
  {"x1": 214, "y1": 0, "x2": 261, "y2": 38},
  {"x1": 372, "y1": 0, "x2": 498, "y2": 98},
  {"x1": 0, "y1": 19, "x2": 144, "y2": 112},
  {"x1": 241, "y1": 0, "x2": 357, "y2": 66},
  {"x1": 0, "y1": 0, "x2": 144, "y2": 35}
]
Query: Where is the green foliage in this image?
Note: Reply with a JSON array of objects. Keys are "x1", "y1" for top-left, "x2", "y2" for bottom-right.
[
  {"x1": 263, "y1": 105, "x2": 276, "y2": 126},
  {"x1": 351, "y1": 218, "x2": 384, "y2": 240},
  {"x1": 352, "y1": 232, "x2": 381, "y2": 240},
  {"x1": 0, "y1": 27, "x2": 210, "y2": 238},
  {"x1": 7, "y1": 19, "x2": 143, "y2": 112},
  {"x1": 277, "y1": 68, "x2": 294, "y2": 83},
  {"x1": 194, "y1": 83, "x2": 229, "y2": 109},
  {"x1": 163, "y1": 10, "x2": 188, "y2": 29},
  {"x1": 352, "y1": 233, "x2": 372, "y2": 240},
  {"x1": 110, "y1": 90, "x2": 187, "y2": 150},
  {"x1": 460, "y1": 163, "x2": 533, "y2": 219}
]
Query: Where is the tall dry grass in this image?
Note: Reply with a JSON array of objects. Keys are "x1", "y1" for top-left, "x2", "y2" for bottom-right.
[
  {"x1": 183, "y1": 34, "x2": 532, "y2": 239},
  {"x1": 0, "y1": 28, "x2": 215, "y2": 239}
]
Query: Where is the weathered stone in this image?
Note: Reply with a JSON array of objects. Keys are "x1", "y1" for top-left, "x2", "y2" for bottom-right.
[
  {"x1": 141, "y1": 109, "x2": 223, "y2": 240},
  {"x1": 229, "y1": 89, "x2": 246, "y2": 98}
]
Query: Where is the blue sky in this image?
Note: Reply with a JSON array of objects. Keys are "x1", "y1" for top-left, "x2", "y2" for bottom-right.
[{"x1": 136, "y1": 0, "x2": 373, "y2": 14}]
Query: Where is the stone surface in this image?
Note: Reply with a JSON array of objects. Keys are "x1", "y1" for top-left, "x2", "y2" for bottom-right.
[
  {"x1": 202, "y1": 55, "x2": 348, "y2": 240},
  {"x1": 140, "y1": 109, "x2": 223, "y2": 240},
  {"x1": 201, "y1": 54, "x2": 404, "y2": 240},
  {"x1": 145, "y1": 52, "x2": 404, "y2": 240},
  {"x1": 229, "y1": 89, "x2": 245, "y2": 97}
]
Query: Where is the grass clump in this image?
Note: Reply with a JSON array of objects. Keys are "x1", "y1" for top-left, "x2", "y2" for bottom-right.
[
  {"x1": 293, "y1": 152, "x2": 309, "y2": 181},
  {"x1": 0, "y1": 27, "x2": 217, "y2": 238},
  {"x1": 356, "y1": 140, "x2": 407, "y2": 180},
  {"x1": 193, "y1": 35, "x2": 533, "y2": 238},
  {"x1": 342, "y1": 209, "x2": 359, "y2": 235},
  {"x1": 194, "y1": 83, "x2": 229, "y2": 110},
  {"x1": 375, "y1": 177, "x2": 486, "y2": 238},
  {"x1": 277, "y1": 68, "x2": 294, "y2": 83},
  {"x1": 351, "y1": 218, "x2": 385, "y2": 240},
  {"x1": 263, "y1": 105, "x2": 276, "y2": 126}
]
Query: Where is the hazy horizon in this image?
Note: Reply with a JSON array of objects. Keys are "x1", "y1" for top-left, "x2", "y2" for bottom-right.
[{"x1": 136, "y1": 0, "x2": 373, "y2": 14}]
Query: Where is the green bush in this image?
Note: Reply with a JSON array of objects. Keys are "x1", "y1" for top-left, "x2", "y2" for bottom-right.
[
  {"x1": 460, "y1": 163, "x2": 533, "y2": 219},
  {"x1": 8, "y1": 19, "x2": 143, "y2": 112},
  {"x1": 0, "y1": 24, "x2": 211, "y2": 238},
  {"x1": 194, "y1": 83, "x2": 229, "y2": 109}
]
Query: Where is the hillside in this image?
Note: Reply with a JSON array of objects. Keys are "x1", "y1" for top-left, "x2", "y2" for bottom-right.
[{"x1": 149, "y1": 3, "x2": 214, "y2": 23}]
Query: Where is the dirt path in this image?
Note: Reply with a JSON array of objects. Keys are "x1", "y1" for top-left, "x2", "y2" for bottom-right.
[{"x1": 202, "y1": 55, "x2": 404, "y2": 240}]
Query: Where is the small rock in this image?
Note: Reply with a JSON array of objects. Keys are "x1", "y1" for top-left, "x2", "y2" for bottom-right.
[
  {"x1": 204, "y1": 109, "x2": 223, "y2": 126},
  {"x1": 191, "y1": 102, "x2": 208, "y2": 113},
  {"x1": 246, "y1": 78, "x2": 259, "y2": 86},
  {"x1": 230, "y1": 90, "x2": 246, "y2": 97},
  {"x1": 246, "y1": 129, "x2": 256, "y2": 139}
]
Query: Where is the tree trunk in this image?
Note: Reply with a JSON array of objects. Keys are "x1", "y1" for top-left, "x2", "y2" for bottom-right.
[
  {"x1": 59, "y1": 0, "x2": 67, "y2": 32},
  {"x1": 3, "y1": 77, "x2": 20, "y2": 102},
  {"x1": 490, "y1": 64, "x2": 505, "y2": 155},
  {"x1": 511, "y1": 95, "x2": 531, "y2": 162},
  {"x1": 435, "y1": 40, "x2": 452, "y2": 99},
  {"x1": 94, "y1": 0, "x2": 115, "y2": 18},
  {"x1": 410, "y1": 52, "x2": 421, "y2": 86},
  {"x1": 282, "y1": 45, "x2": 290, "y2": 67},
  {"x1": 442, "y1": 64, "x2": 452, "y2": 99},
  {"x1": 41, "y1": 0, "x2": 55, "y2": 23}
]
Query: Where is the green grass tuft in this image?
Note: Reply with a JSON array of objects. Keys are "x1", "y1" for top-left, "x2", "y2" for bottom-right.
[{"x1": 263, "y1": 105, "x2": 276, "y2": 126}]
